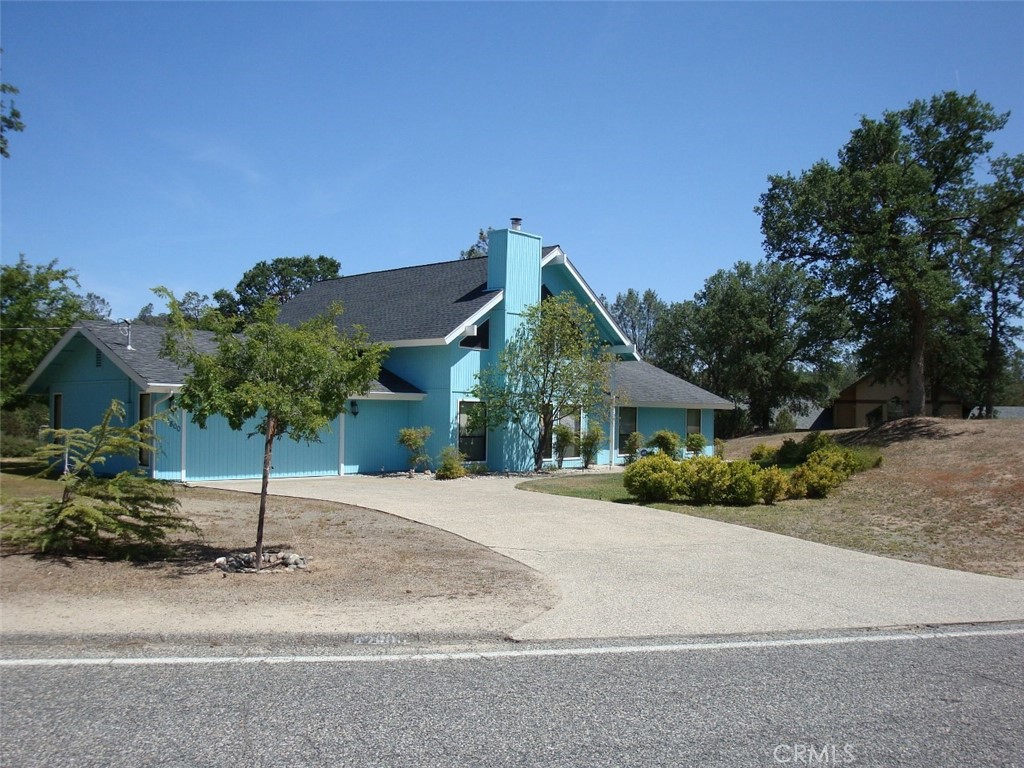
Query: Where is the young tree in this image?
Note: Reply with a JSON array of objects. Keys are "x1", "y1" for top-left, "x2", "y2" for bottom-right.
[
  {"x1": 159, "y1": 290, "x2": 387, "y2": 569},
  {"x1": 472, "y1": 293, "x2": 615, "y2": 471},
  {"x1": 759, "y1": 92, "x2": 1024, "y2": 416},
  {"x1": 609, "y1": 288, "x2": 666, "y2": 357},
  {"x1": 0, "y1": 400, "x2": 194, "y2": 557},
  {"x1": 0, "y1": 256, "x2": 87, "y2": 407}
]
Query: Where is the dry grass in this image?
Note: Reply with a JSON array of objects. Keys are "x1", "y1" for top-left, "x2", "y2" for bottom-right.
[{"x1": 716, "y1": 418, "x2": 1024, "y2": 578}]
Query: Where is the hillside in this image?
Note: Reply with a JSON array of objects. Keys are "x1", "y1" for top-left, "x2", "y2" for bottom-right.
[{"x1": 724, "y1": 418, "x2": 1024, "y2": 578}]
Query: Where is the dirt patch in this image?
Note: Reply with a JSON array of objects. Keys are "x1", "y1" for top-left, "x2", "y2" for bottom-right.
[
  {"x1": 718, "y1": 418, "x2": 1024, "y2": 578},
  {"x1": 0, "y1": 484, "x2": 558, "y2": 640}
]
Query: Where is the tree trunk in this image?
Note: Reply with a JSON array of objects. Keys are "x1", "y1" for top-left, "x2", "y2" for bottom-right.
[
  {"x1": 907, "y1": 305, "x2": 927, "y2": 417},
  {"x1": 982, "y1": 288, "x2": 1001, "y2": 419},
  {"x1": 255, "y1": 414, "x2": 277, "y2": 571}
]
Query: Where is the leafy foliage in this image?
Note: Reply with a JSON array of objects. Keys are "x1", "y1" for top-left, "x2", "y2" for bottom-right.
[
  {"x1": 213, "y1": 255, "x2": 341, "y2": 327},
  {"x1": 435, "y1": 446, "x2": 468, "y2": 480},
  {"x1": 579, "y1": 424, "x2": 604, "y2": 470},
  {"x1": 622, "y1": 431, "x2": 645, "y2": 464},
  {"x1": 609, "y1": 288, "x2": 666, "y2": 357},
  {"x1": 758, "y1": 466, "x2": 789, "y2": 505},
  {"x1": 685, "y1": 432, "x2": 708, "y2": 456},
  {"x1": 759, "y1": 91, "x2": 1024, "y2": 417},
  {"x1": 647, "y1": 429, "x2": 681, "y2": 458},
  {"x1": 552, "y1": 423, "x2": 577, "y2": 469},
  {"x1": 650, "y1": 261, "x2": 848, "y2": 430},
  {"x1": 623, "y1": 453, "x2": 681, "y2": 503},
  {"x1": 398, "y1": 427, "x2": 433, "y2": 471},
  {"x1": 472, "y1": 293, "x2": 615, "y2": 471},
  {"x1": 1, "y1": 52, "x2": 25, "y2": 159},
  {"x1": 0, "y1": 256, "x2": 87, "y2": 407},
  {"x1": 0, "y1": 400, "x2": 195, "y2": 557},
  {"x1": 460, "y1": 227, "x2": 492, "y2": 260}
]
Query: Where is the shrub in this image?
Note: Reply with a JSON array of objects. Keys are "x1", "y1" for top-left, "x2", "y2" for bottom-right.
[
  {"x1": 435, "y1": 446, "x2": 467, "y2": 480},
  {"x1": 725, "y1": 461, "x2": 761, "y2": 506},
  {"x1": 749, "y1": 443, "x2": 776, "y2": 462},
  {"x1": 685, "y1": 432, "x2": 708, "y2": 456},
  {"x1": 623, "y1": 453, "x2": 681, "y2": 503},
  {"x1": 773, "y1": 409, "x2": 797, "y2": 433},
  {"x1": 758, "y1": 465, "x2": 789, "y2": 505},
  {"x1": 680, "y1": 455, "x2": 733, "y2": 505},
  {"x1": 713, "y1": 438, "x2": 725, "y2": 458},
  {"x1": 790, "y1": 448, "x2": 852, "y2": 498},
  {"x1": 397, "y1": 426, "x2": 432, "y2": 472},
  {"x1": 0, "y1": 400, "x2": 195, "y2": 558},
  {"x1": 845, "y1": 445, "x2": 883, "y2": 472},
  {"x1": 647, "y1": 430, "x2": 681, "y2": 458},
  {"x1": 777, "y1": 431, "x2": 835, "y2": 465},
  {"x1": 0, "y1": 401, "x2": 49, "y2": 457},
  {"x1": 579, "y1": 424, "x2": 604, "y2": 469},
  {"x1": 552, "y1": 423, "x2": 577, "y2": 469},
  {"x1": 622, "y1": 431, "x2": 645, "y2": 464}
]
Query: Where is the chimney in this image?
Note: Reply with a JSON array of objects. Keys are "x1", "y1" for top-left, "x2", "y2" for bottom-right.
[{"x1": 510, "y1": 217, "x2": 522, "y2": 231}]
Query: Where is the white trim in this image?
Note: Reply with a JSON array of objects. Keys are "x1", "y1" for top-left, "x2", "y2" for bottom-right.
[
  {"x1": 360, "y1": 392, "x2": 426, "y2": 401},
  {"x1": 541, "y1": 254, "x2": 637, "y2": 358},
  {"x1": 385, "y1": 337, "x2": 448, "y2": 348},
  {"x1": 179, "y1": 409, "x2": 187, "y2": 483},
  {"x1": 442, "y1": 292, "x2": 504, "y2": 345}
]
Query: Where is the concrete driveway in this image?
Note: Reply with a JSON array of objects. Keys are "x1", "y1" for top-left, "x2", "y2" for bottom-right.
[{"x1": 203, "y1": 472, "x2": 1024, "y2": 641}]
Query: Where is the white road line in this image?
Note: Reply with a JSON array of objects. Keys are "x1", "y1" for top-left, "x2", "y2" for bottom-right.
[{"x1": 2, "y1": 626, "x2": 1022, "y2": 669}]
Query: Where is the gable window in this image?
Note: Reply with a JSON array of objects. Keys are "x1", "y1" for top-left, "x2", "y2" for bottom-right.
[
  {"x1": 458, "y1": 401, "x2": 487, "y2": 463},
  {"x1": 686, "y1": 409, "x2": 702, "y2": 435},
  {"x1": 138, "y1": 393, "x2": 153, "y2": 468},
  {"x1": 617, "y1": 406, "x2": 637, "y2": 453},
  {"x1": 459, "y1": 319, "x2": 490, "y2": 350}
]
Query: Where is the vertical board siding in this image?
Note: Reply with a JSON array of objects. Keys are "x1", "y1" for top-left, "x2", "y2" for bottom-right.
[
  {"x1": 183, "y1": 413, "x2": 340, "y2": 481},
  {"x1": 343, "y1": 400, "x2": 411, "y2": 474}
]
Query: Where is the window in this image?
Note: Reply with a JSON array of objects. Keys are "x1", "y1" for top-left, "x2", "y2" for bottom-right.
[
  {"x1": 52, "y1": 393, "x2": 63, "y2": 430},
  {"x1": 459, "y1": 319, "x2": 490, "y2": 350},
  {"x1": 543, "y1": 409, "x2": 581, "y2": 460},
  {"x1": 617, "y1": 407, "x2": 637, "y2": 453},
  {"x1": 138, "y1": 393, "x2": 152, "y2": 467},
  {"x1": 686, "y1": 409, "x2": 702, "y2": 435},
  {"x1": 458, "y1": 401, "x2": 487, "y2": 462}
]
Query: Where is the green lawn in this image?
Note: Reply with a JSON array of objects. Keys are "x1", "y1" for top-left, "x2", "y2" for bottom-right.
[{"x1": 517, "y1": 472, "x2": 635, "y2": 503}]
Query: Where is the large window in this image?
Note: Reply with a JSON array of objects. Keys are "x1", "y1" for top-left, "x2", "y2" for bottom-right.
[
  {"x1": 458, "y1": 401, "x2": 487, "y2": 462},
  {"x1": 617, "y1": 406, "x2": 637, "y2": 453}
]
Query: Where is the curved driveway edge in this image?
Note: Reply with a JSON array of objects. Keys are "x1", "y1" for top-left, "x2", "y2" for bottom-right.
[{"x1": 201, "y1": 474, "x2": 1024, "y2": 642}]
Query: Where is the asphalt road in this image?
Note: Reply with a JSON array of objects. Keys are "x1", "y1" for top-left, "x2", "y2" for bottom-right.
[{"x1": 3, "y1": 624, "x2": 1022, "y2": 767}]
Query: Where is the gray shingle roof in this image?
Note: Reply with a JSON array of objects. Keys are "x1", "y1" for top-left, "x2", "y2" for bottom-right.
[
  {"x1": 613, "y1": 360, "x2": 734, "y2": 409},
  {"x1": 65, "y1": 321, "x2": 422, "y2": 396},
  {"x1": 278, "y1": 258, "x2": 498, "y2": 343}
]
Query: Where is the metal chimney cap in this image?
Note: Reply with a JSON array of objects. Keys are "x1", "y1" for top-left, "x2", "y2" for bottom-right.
[{"x1": 510, "y1": 217, "x2": 522, "y2": 231}]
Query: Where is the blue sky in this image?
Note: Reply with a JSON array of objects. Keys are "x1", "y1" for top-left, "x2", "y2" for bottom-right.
[{"x1": 2, "y1": 2, "x2": 1023, "y2": 321}]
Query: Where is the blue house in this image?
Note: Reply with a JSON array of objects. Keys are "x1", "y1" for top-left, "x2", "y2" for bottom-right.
[{"x1": 25, "y1": 221, "x2": 733, "y2": 480}]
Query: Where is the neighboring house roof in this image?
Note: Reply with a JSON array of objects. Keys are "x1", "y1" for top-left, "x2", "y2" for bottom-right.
[
  {"x1": 278, "y1": 258, "x2": 500, "y2": 346},
  {"x1": 613, "y1": 360, "x2": 733, "y2": 410},
  {"x1": 25, "y1": 320, "x2": 424, "y2": 398}
]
